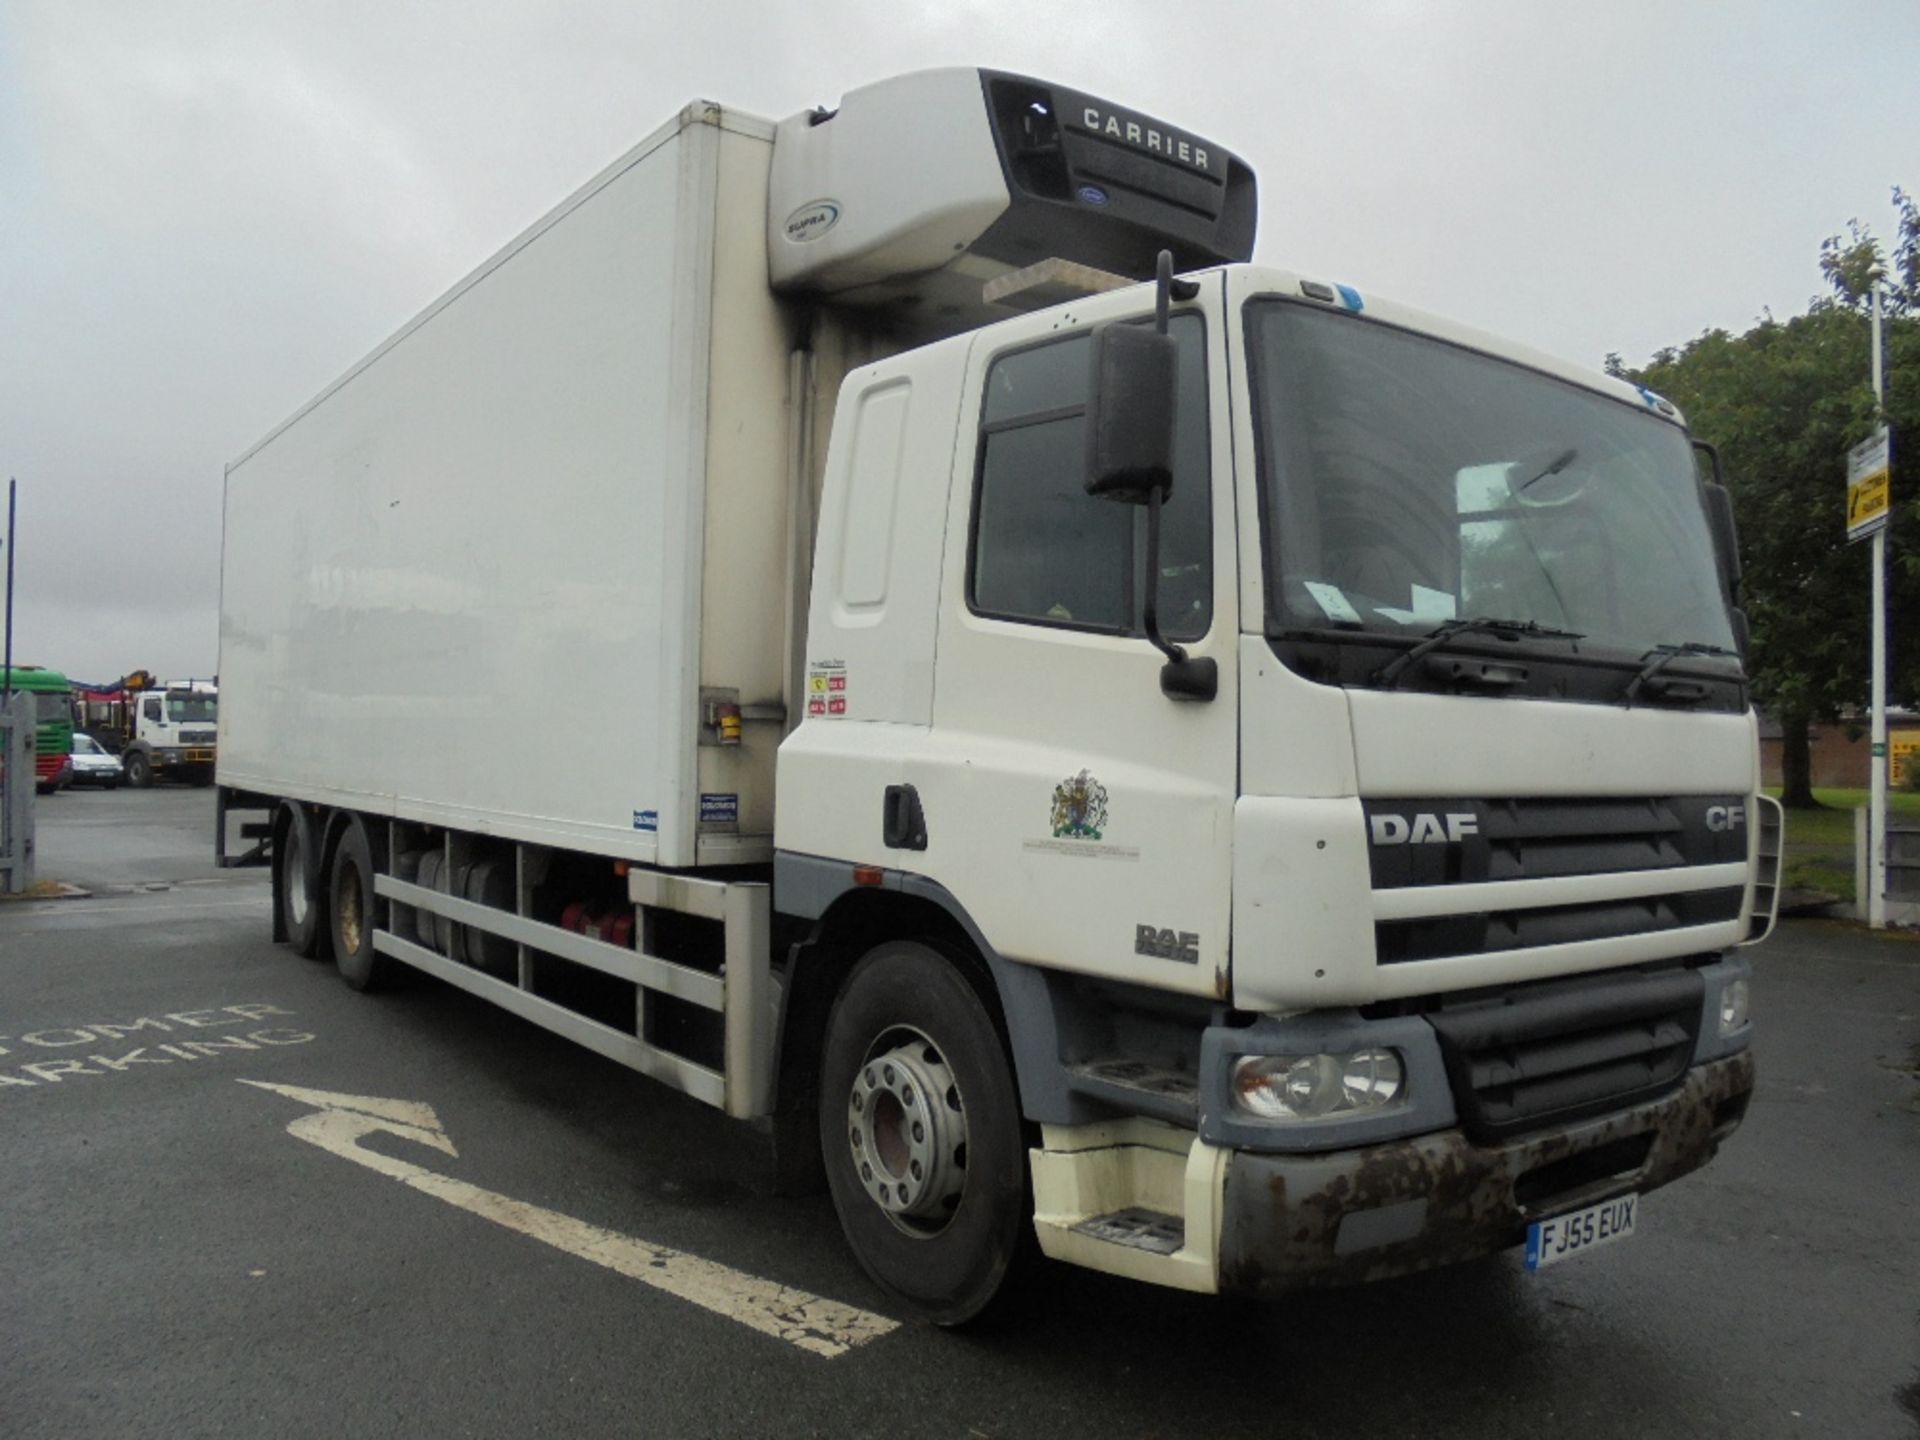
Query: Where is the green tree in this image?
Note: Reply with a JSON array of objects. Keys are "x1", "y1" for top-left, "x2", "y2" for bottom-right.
[{"x1": 1609, "y1": 190, "x2": 1920, "y2": 807}]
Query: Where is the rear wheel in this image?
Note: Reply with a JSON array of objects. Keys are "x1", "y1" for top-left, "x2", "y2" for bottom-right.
[
  {"x1": 819, "y1": 940, "x2": 1029, "y2": 1325},
  {"x1": 124, "y1": 752, "x2": 152, "y2": 788},
  {"x1": 329, "y1": 819, "x2": 388, "y2": 991},
  {"x1": 277, "y1": 804, "x2": 328, "y2": 959}
]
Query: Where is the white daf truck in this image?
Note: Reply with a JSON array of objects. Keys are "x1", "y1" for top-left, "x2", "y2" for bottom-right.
[{"x1": 218, "y1": 68, "x2": 1779, "y2": 1323}]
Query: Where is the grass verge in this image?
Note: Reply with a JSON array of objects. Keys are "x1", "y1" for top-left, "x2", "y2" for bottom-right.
[{"x1": 1763, "y1": 786, "x2": 1920, "y2": 904}]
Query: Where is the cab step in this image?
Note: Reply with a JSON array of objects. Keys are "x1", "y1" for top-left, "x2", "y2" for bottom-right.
[
  {"x1": 1067, "y1": 1058, "x2": 1200, "y2": 1123},
  {"x1": 1072, "y1": 1207, "x2": 1185, "y2": 1255},
  {"x1": 1029, "y1": 1117, "x2": 1226, "y2": 1293}
]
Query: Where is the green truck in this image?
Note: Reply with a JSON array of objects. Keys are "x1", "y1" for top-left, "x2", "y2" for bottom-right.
[{"x1": 7, "y1": 666, "x2": 75, "y2": 794}]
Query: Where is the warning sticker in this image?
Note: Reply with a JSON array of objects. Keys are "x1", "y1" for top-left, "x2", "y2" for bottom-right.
[{"x1": 807, "y1": 659, "x2": 848, "y2": 719}]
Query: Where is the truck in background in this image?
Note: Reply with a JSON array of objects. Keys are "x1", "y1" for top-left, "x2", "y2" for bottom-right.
[
  {"x1": 218, "y1": 69, "x2": 1778, "y2": 1324},
  {"x1": 7, "y1": 666, "x2": 75, "y2": 794},
  {"x1": 76, "y1": 672, "x2": 219, "y2": 787}
]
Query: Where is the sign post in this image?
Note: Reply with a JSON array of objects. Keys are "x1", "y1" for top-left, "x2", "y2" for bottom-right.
[{"x1": 1846, "y1": 289, "x2": 1892, "y2": 928}]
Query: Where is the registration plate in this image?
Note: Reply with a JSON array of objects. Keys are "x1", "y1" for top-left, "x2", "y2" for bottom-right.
[{"x1": 1524, "y1": 1194, "x2": 1637, "y2": 1271}]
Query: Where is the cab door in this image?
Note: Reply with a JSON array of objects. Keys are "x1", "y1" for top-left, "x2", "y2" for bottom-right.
[{"x1": 909, "y1": 279, "x2": 1240, "y2": 999}]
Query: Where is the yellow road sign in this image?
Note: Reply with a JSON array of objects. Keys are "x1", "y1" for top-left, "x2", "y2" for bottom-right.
[
  {"x1": 1893, "y1": 732, "x2": 1919, "y2": 789},
  {"x1": 1845, "y1": 428, "x2": 1891, "y2": 542}
]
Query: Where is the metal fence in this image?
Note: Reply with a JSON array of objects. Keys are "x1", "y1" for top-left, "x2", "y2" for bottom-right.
[
  {"x1": 0, "y1": 690, "x2": 34, "y2": 894},
  {"x1": 1891, "y1": 820, "x2": 1920, "y2": 906},
  {"x1": 1854, "y1": 807, "x2": 1920, "y2": 926}
]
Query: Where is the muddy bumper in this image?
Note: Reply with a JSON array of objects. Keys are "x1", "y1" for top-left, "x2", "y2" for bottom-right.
[{"x1": 1216, "y1": 1051, "x2": 1754, "y2": 1294}]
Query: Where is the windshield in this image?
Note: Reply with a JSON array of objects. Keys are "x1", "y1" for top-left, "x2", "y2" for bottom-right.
[
  {"x1": 32, "y1": 691, "x2": 71, "y2": 723},
  {"x1": 1246, "y1": 301, "x2": 1736, "y2": 659},
  {"x1": 166, "y1": 695, "x2": 217, "y2": 723}
]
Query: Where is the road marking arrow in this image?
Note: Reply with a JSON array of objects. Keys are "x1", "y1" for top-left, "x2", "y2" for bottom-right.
[{"x1": 240, "y1": 1080, "x2": 897, "y2": 1358}]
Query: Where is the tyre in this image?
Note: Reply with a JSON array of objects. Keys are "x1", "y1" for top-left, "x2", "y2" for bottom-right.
[
  {"x1": 124, "y1": 751, "x2": 152, "y2": 788},
  {"x1": 329, "y1": 818, "x2": 389, "y2": 991},
  {"x1": 819, "y1": 940, "x2": 1029, "y2": 1325},
  {"x1": 277, "y1": 803, "x2": 329, "y2": 959}
]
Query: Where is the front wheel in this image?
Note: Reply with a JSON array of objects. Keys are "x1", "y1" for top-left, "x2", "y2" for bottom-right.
[
  {"x1": 819, "y1": 941, "x2": 1029, "y2": 1326},
  {"x1": 124, "y1": 752, "x2": 152, "y2": 788}
]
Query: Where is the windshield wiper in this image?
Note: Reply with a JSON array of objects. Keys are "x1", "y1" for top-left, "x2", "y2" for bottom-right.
[
  {"x1": 1516, "y1": 447, "x2": 1579, "y2": 493},
  {"x1": 1623, "y1": 642, "x2": 1740, "y2": 707},
  {"x1": 1373, "y1": 617, "x2": 1585, "y2": 688}
]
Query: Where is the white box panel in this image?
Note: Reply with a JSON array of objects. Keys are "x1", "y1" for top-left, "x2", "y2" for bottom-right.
[{"x1": 221, "y1": 106, "x2": 785, "y2": 867}]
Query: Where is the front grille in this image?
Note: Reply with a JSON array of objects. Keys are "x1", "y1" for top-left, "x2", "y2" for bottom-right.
[
  {"x1": 1365, "y1": 796, "x2": 1748, "y2": 890},
  {"x1": 180, "y1": 729, "x2": 216, "y2": 745},
  {"x1": 1425, "y1": 967, "x2": 1703, "y2": 1141},
  {"x1": 1376, "y1": 886, "x2": 1745, "y2": 964}
]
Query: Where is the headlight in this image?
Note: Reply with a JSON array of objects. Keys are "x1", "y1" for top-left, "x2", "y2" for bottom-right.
[
  {"x1": 1718, "y1": 978, "x2": 1750, "y2": 1036},
  {"x1": 1231, "y1": 1048, "x2": 1405, "y2": 1121}
]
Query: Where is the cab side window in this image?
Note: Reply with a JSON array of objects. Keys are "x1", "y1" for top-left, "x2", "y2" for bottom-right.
[
  {"x1": 143, "y1": 697, "x2": 163, "y2": 724},
  {"x1": 969, "y1": 314, "x2": 1211, "y2": 640}
]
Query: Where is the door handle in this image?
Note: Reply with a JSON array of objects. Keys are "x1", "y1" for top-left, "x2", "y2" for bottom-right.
[{"x1": 882, "y1": 785, "x2": 927, "y2": 851}]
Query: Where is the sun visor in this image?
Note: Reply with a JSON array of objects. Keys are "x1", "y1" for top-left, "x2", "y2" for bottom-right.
[{"x1": 768, "y1": 68, "x2": 1256, "y2": 331}]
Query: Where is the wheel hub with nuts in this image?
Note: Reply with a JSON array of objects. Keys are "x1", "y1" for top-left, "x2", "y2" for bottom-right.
[{"x1": 847, "y1": 1027, "x2": 968, "y2": 1235}]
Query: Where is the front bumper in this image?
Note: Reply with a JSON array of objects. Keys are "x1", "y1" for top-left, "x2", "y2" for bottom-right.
[
  {"x1": 153, "y1": 748, "x2": 215, "y2": 768},
  {"x1": 1216, "y1": 1050, "x2": 1754, "y2": 1294}
]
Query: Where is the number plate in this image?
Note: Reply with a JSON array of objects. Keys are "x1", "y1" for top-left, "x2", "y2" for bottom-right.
[{"x1": 1524, "y1": 1194, "x2": 1637, "y2": 1271}]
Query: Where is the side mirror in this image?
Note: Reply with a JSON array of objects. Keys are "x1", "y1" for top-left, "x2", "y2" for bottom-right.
[
  {"x1": 1084, "y1": 322, "x2": 1177, "y2": 505},
  {"x1": 1080, "y1": 251, "x2": 1215, "y2": 703},
  {"x1": 1702, "y1": 482, "x2": 1741, "y2": 598},
  {"x1": 1690, "y1": 438, "x2": 1742, "y2": 603}
]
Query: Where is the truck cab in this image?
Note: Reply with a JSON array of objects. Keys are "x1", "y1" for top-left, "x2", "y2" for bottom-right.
[
  {"x1": 121, "y1": 684, "x2": 219, "y2": 788},
  {"x1": 10, "y1": 666, "x2": 75, "y2": 794},
  {"x1": 776, "y1": 256, "x2": 1774, "y2": 1303}
]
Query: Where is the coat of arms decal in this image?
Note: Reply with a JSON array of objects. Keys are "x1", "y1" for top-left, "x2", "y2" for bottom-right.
[{"x1": 1049, "y1": 770, "x2": 1109, "y2": 841}]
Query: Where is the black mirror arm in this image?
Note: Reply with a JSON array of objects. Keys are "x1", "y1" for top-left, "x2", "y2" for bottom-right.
[
  {"x1": 1154, "y1": 251, "x2": 1200, "y2": 336},
  {"x1": 1143, "y1": 488, "x2": 1217, "y2": 702}
]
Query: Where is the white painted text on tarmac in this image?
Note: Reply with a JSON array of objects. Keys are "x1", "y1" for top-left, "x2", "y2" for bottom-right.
[{"x1": 0, "y1": 1004, "x2": 314, "y2": 1090}]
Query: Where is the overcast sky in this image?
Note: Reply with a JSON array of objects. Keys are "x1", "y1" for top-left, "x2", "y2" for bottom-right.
[{"x1": 2, "y1": 0, "x2": 1914, "y2": 684}]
